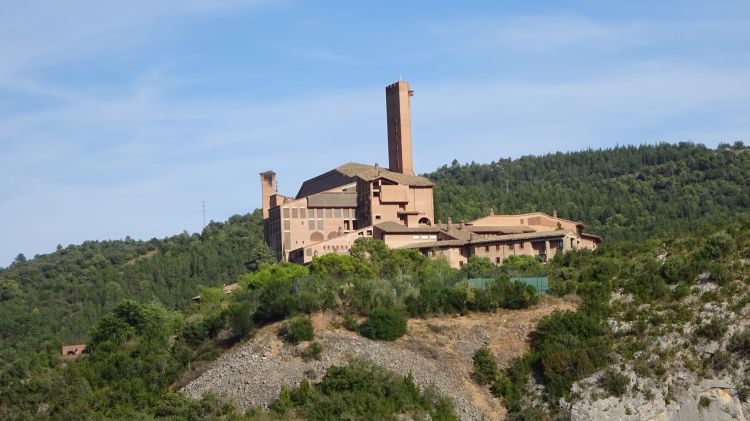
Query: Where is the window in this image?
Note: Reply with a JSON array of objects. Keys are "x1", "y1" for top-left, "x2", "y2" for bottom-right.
[
  {"x1": 485, "y1": 246, "x2": 489, "y2": 252},
  {"x1": 306, "y1": 249, "x2": 312, "y2": 256},
  {"x1": 520, "y1": 242, "x2": 525, "y2": 249},
  {"x1": 375, "y1": 214, "x2": 381, "y2": 220},
  {"x1": 496, "y1": 257, "x2": 501, "y2": 264},
  {"x1": 366, "y1": 230, "x2": 372, "y2": 235},
  {"x1": 283, "y1": 208, "x2": 290, "y2": 218},
  {"x1": 292, "y1": 208, "x2": 298, "y2": 218},
  {"x1": 495, "y1": 245, "x2": 500, "y2": 251},
  {"x1": 429, "y1": 235, "x2": 437, "y2": 239},
  {"x1": 308, "y1": 209, "x2": 315, "y2": 218},
  {"x1": 420, "y1": 235, "x2": 428, "y2": 239},
  {"x1": 343, "y1": 208, "x2": 350, "y2": 218},
  {"x1": 412, "y1": 235, "x2": 420, "y2": 240},
  {"x1": 335, "y1": 208, "x2": 341, "y2": 218},
  {"x1": 510, "y1": 243, "x2": 515, "y2": 250},
  {"x1": 300, "y1": 208, "x2": 306, "y2": 217},
  {"x1": 308, "y1": 220, "x2": 315, "y2": 230},
  {"x1": 344, "y1": 220, "x2": 350, "y2": 230},
  {"x1": 325, "y1": 208, "x2": 332, "y2": 218},
  {"x1": 317, "y1": 220, "x2": 324, "y2": 230},
  {"x1": 317, "y1": 209, "x2": 323, "y2": 218},
  {"x1": 283, "y1": 220, "x2": 290, "y2": 230}
]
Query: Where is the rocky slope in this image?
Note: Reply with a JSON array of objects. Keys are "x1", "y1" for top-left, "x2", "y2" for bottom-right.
[
  {"x1": 564, "y1": 274, "x2": 750, "y2": 421},
  {"x1": 181, "y1": 296, "x2": 576, "y2": 420}
]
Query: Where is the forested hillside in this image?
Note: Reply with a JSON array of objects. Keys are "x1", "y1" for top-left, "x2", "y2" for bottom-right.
[
  {"x1": 428, "y1": 142, "x2": 750, "y2": 241},
  {"x1": 0, "y1": 211, "x2": 269, "y2": 374},
  {"x1": 1, "y1": 142, "x2": 750, "y2": 419}
]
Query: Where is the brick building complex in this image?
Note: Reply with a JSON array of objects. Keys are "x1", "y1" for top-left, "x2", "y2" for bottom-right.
[{"x1": 260, "y1": 81, "x2": 600, "y2": 268}]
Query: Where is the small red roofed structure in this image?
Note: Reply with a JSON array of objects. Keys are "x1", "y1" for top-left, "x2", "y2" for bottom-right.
[{"x1": 62, "y1": 344, "x2": 86, "y2": 360}]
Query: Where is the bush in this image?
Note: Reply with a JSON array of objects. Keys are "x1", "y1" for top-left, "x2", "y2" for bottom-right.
[
  {"x1": 700, "y1": 233, "x2": 736, "y2": 260},
  {"x1": 695, "y1": 319, "x2": 727, "y2": 341},
  {"x1": 473, "y1": 346, "x2": 499, "y2": 385},
  {"x1": 227, "y1": 302, "x2": 255, "y2": 339},
  {"x1": 698, "y1": 396, "x2": 712, "y2": 409},
  {"x1": 300, "y1": 341, "x2": 323, "y2": 360},
  {"x1": 283, "y1": 317, "x2": 314, "y2": 344},
  {"x1": 358, "y1": 307, "x2": 407, "y2": 341},
  {"x1": 727, "y1": 329, "x2": 750, "y2": 357},
  {"x1": 599, "y1": 369, "x2": 629, "y2": 397}
]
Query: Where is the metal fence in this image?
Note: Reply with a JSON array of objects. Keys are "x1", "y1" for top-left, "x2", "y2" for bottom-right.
[{"x1": 467, "y1": 276, "x2": 549, "y2": 294}]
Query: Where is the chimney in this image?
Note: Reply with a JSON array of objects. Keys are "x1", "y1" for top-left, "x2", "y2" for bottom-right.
[
  {"x1": 489, "y1": 208, "x2": 495, "y2": 216},
  {"x1": 385, "y1": 81, "x2": 414, "y2": 175},
  {"x1": 447, "y1": 217, "x2": 453, "y2": 231},
  {"x1": 553, "y1": 210, "x2": 558, "y2": 218},
  {"x1": 259, "y1": 171, "x2": 276, "y2": 220}
]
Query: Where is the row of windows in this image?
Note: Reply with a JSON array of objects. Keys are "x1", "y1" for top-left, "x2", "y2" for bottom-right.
[
  {"x1": 304, "y1": 243, "x2": 353, "y2": 257},
  {"x1": 412, "y1": 234, "x2": 438, "y2": 240},
  {"x1": 283, "y1": 207, "x2": 355, "y2": 219}
]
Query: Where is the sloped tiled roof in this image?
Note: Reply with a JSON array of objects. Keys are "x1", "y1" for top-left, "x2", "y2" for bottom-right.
[
  {"x1": 307, "y1": 191, "x2": 358, "y2": 208},
  {"x1": 374, "y1": 221, "x2": 442, "y2": 233},
  {"x1": 296, "y1": 162, "x2": 432, "y2": 199}
]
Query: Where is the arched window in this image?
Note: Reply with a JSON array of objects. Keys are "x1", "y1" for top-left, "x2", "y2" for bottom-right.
[
  {"x1": 418, "y1": 217, "x2": 431, "y2": 226},
  {"x1": 310, "y1": 232, "x2": 324, "y2": 242}
]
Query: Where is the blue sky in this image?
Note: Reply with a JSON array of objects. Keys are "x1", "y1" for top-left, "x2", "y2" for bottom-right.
[{"x1": 1, "y1": 0, "x2": 749, "y2": 266}]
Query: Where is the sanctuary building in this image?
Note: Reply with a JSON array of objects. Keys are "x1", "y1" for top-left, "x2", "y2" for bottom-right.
[{"x1": 260, "y1": 81, "x2": 600, "y2": 268}]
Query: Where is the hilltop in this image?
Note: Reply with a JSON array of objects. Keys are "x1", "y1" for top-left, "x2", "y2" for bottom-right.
[{"x1": 1, "y1": 142, "x2": 749, "y2": 420}]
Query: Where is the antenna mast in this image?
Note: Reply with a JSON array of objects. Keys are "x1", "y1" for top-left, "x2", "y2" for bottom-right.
[{"x1": 202, "y1": 201, "x2": 206, "y2": 229}]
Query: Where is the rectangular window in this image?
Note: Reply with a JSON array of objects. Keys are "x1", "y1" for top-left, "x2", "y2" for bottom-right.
[
  {"x1": 520, "y1": 242, "x2": 525, "y2": 249},
  {"x1": 283, "y1": 220, "x2": 290, "y2": 230},
  {"x1": 335, "y1": 208, "x2": 341, "y2": 218},
  {"x1": 375, "y1": 214, "x2": 382, "y2": 220},
  {"x1": 344, "y1": 220, "x2": 350, "y2": 230},
  {"x1": 308, "y1": 220, "x2": 315, "y2": 230},
  {"x1": 496, "y1": 257, "x2": 501, "y2": 264},
  {"x1": 317, "y1": 220, "x2": 324, "y2": 230},
  {"x1": 317, "y1": 209, "x2": 323, "y2": 218},
  {"x1": 429, "y1": 235, "x2": 437, "y2": 239},
  {"x1": 325, "y1": 208, "x2": 332, "y2": 218},
  {"x1": 283, "y1": 208, "x2": 290, "y2": 218},
  {"x1": 510, "y1": 243, "x2": 515, "y2": 250},
  {"x1": 343, "y1": 209, "x2": 350, "y2": 218},
  {"x1": 308, "y1": 209, "x2": 315, "y2": 218},
  {"x1": 292, "y1": 208, "x2": 298, "y2": 218},
  {"x1": 485, "y1": 246, "x2": 489, "y2": 252},
  {"x1": 306, "y1": 248, "x2": 312, "y2": 256},
  {"x1": 420, "y1": 235, "x2": 429, "y2": 239},
  {"x1": 412, "y1": 235, "x2": 420, "y2": 240},
  {"x1": 495, "y1": 245, "x2": 500, "y2": 251}
]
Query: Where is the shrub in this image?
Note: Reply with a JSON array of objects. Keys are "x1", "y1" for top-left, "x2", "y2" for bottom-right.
[
  {"x1": 698, "y1": 396, "x2": 711, "y2": 409},
  {"x1": 301, "y1": 341, "x2": 323, "y2": 360},
  {"x1": 342, "y1": 314, "x2": 359, "y2": 331},
  {"x1": 284, "y1": 317, "x2": 314, "y2": 344},
  {"x1": 695, "y1": 319, "x2": 727, "y2": 341},
  {"x1": 227, "y1": 302, "x2": 254, "y2": 339},
  {"x1": 700, "y1": 233, "x2": 736, "y2": 260},
  {"x1": 473, "y1": 346, "x2": 499, "y2": 385},
  {"x1": 358, "y1": 307, "x2": 407, "y2": 341},
  {"x1": 727, "y1": 329, "x2": 750, "y2": 357},
  {"x1": 599, "y1": 369, "x2": 629, "y2": 397}
]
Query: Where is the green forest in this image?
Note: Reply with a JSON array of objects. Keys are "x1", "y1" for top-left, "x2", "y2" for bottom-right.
[
  {"x1": 429, "y1": 141, "x2": 750, "y2": 241},
  {"x1": 1, "y1": 142, "x2": 749, "y2": 419}
]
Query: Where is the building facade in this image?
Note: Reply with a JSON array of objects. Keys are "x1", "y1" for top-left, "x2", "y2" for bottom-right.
[{"x1": 260, "y1": 81, "x2": 601, "y2": 266}]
